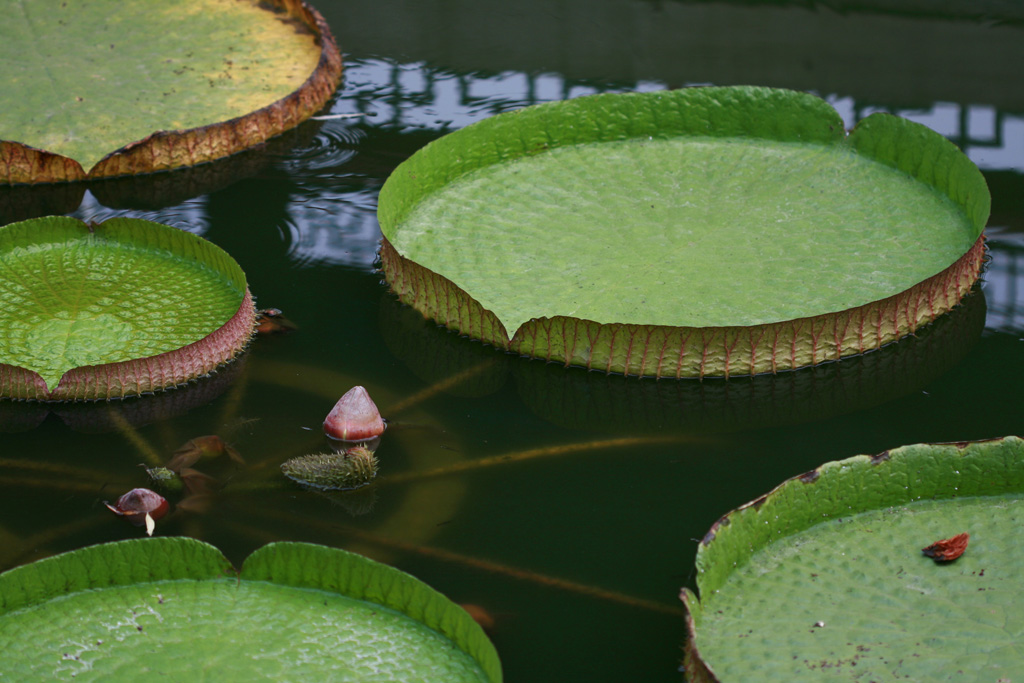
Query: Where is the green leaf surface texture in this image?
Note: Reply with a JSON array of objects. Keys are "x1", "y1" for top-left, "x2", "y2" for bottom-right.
[
  {"x1": 0, "y1": 216, "x2": 246, "y2": 391},
  {"x1": 688, "y1": 437, "x2": 1024, "y2": 681},
  {"x1": 0, "y1": 0, "x2": 321, "y2": 170},
  {"x1": 380, "y1": 87, "x2": 987, "y2": 333},
  {"x1": 243, "y1": 542, "x2": 502, "y2": 683},
  {"x1": 0, "y1": 539, "x2": 499, "y2": 682}
]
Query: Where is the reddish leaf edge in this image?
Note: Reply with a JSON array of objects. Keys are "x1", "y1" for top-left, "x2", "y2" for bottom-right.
[
  {"x1": 0, "y1": 0, "x2": 343, "y2": 186},
  {"x1": 681, "y1": 588, "x2": 721, "y2": 683},
  {"x1": 380, "y1": 233, "x2": 986, "y2": 379},
  {"x1": 0, "y1": 289, "x2": 256, "y2": 402}
]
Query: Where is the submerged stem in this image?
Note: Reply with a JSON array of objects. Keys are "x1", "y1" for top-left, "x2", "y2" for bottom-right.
[
  {"x1": 107, "y1": 407, "x2": 163, "y2": 467},
  {"x1": 227, "y1": 511, "x2": 683, "y2": 616},
  {"x1": 381, "y1": 435, "x2": 695, "y2": 485},
  {"x1": 384, "y1": 359, "x2": 498, "y2": 415}
]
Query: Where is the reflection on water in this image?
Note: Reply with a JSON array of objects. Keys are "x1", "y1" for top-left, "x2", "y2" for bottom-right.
[
  {"x1": 985, "y1": 228, "x2": 1024, "y2": 332},
  {"x1": 4, "y1": 54, "x2": 1023, "y2": 271},
  {"x1": 858, "y1": 101, "x2": 1024, "y2": 172},
  {"x1": 2, "y1": 2, "x2": 1024, "y2": 681}
]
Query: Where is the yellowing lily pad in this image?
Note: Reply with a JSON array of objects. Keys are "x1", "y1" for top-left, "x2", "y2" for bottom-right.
[{"x1": 0, "y1": 0, "x2": 342, "y2": 184}]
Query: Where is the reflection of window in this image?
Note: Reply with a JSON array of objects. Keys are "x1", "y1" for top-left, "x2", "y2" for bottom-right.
[
  {"x1": 967, "y1": 114, "x2": 1024, "y2": 173},
  {"x1": 985, "y1": 232, "x2": 1024, "y2": 334},
  {"x1": 844, "y1": 100, "x2": 1023, "y2": 173},
  {"x1": 344, "y1": 59, "x2": 1024, "y2": 173},
  {"x1": 296, "y1": 58, "x2": 1024, "y2": 274}
]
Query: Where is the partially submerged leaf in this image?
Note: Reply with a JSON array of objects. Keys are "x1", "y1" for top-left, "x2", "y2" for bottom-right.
[
  {"x1": 0, "y1": 216, "x2": 254, "y2": 400},
  {"x1": 379, "y1": 86, "x2": 989, "y2": 377},
  {"x1": 682, "y1": 437, "x2": 1024, "y2": 681},
  {"x1": 0, "y1": 0, "x2": 342, "y2": 183},
  {"x1": 0, "y1": 538, "x2": 501, "y2": 681},
  {"x1": 165, "y1": 435, "x2": 245, "y2": 472}
]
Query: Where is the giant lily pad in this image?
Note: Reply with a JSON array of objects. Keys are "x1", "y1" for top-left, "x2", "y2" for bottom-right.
[
  {"x1": 0, "y1": 216, "x2": 254, "y2": 401},
  {"x1": 0, "y1": 538, "x2": 501, "y2": 681},
  {"x1": 379, "y1": 86, "x2": 989, "y2": 377},
  {"x1": 682, "y1": 436, "x2": 1024, "y2": 681},
  {"x1": 0, "y1": 0, "x2": 342, "y2": 184}
]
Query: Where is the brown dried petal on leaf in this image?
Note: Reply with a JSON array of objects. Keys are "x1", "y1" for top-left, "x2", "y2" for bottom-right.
[{"x1": 922, "y1": 532, "x2": 969, "y2": 562}]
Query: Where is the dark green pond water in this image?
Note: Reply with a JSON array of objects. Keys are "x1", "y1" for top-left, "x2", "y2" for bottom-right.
[{"x1": 1, "y1": 1, "x2": 1023, "y2": 681}]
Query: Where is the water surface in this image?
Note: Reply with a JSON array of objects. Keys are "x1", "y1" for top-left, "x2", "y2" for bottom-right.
[{"x1": 1, "y1": 1, "x2": 1022, "y2": 681}]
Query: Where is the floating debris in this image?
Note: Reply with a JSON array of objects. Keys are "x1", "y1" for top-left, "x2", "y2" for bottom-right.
[
  {"x1": 166, "y1": 435, "x2": 244, "y2": 472},
  {"x1": 143, "y1": 466, "x2": 183, "y2": 493},
  {"x1": 323, "y1": 386, "x2": 386, "y2": 442},
  {"x1": 255, "y1": 308, "x2": 297, "y2": 334}
]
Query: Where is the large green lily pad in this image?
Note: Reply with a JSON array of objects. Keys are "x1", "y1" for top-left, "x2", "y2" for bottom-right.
[
  {"x1": 0, "y1": 0, "x2": 342, "y2": 184},
  {"x1": 378, "y1": 86, "x2": 989, "y2": 377},
  {"x1": 0, "y1": 216, "x2": 254, "y2": 401},
  {"x1": 0, "y1": 538, "x2": 501, "y2": 681},
  {"x1": 682, "y1": 436, "x2": 1024, "y2": 682}
]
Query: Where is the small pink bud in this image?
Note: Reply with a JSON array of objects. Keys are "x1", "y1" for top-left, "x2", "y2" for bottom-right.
[
  {"x1": 323, "y1": 386, "x2": 385, "y2": 441},
  {"x1": 104, "y1": 488, "x2": 170, "y2": 536}
]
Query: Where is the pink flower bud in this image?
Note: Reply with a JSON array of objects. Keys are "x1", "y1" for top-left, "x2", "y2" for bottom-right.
[{"x1": 323, "y1": 386, "x2": 385, "y2": 441}]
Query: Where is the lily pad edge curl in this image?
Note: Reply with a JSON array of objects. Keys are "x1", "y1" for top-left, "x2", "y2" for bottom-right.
[
  {"x1": 681, "y1": 436, "x2": 1024, "y2": 682},
  {"x1": 0, "y1": 538, "x2": 502, "y2": 682},
  {"x1": 377, "y1": 86, "x2": 989, "y2": 378},
  {"x1": 0, "y1": 0, "x2": 343, "y2": 185},
  {"x1": 0, "y1": 216, "x2": 255, "y2": 401}
]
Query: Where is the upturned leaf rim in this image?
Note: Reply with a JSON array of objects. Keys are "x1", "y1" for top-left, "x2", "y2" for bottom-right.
[
  {"x1": 0, "y1": 0, "x2": 343, "y2": 185},
  {"x1": 0, "y1": 216, "x2": 255, "y2": 401},
  {"x1": 681, "y1": 436, "x2": 1024, "y2": 682},
  {"x1": 0, "y1": 537, "x2": 502, "y2": 682},
  {"x1": 378, "y1": 86, "x2": 990, "y2": 378}
]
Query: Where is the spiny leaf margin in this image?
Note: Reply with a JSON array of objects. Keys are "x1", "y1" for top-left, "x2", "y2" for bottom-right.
[{"x1": 0, "y1": 216, "x2": 255, "y2": 401}]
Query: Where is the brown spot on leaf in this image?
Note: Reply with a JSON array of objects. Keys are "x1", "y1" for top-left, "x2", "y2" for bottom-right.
[
  {"x1": 799, "y1": 469, "x2": 820, "y2": 483},
  {"x1": 870, "y1": 450, "x2": 890, "y2": 464},
  {"x1": 701, "y1": 515, "x2": 731, "y2": 546}
]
